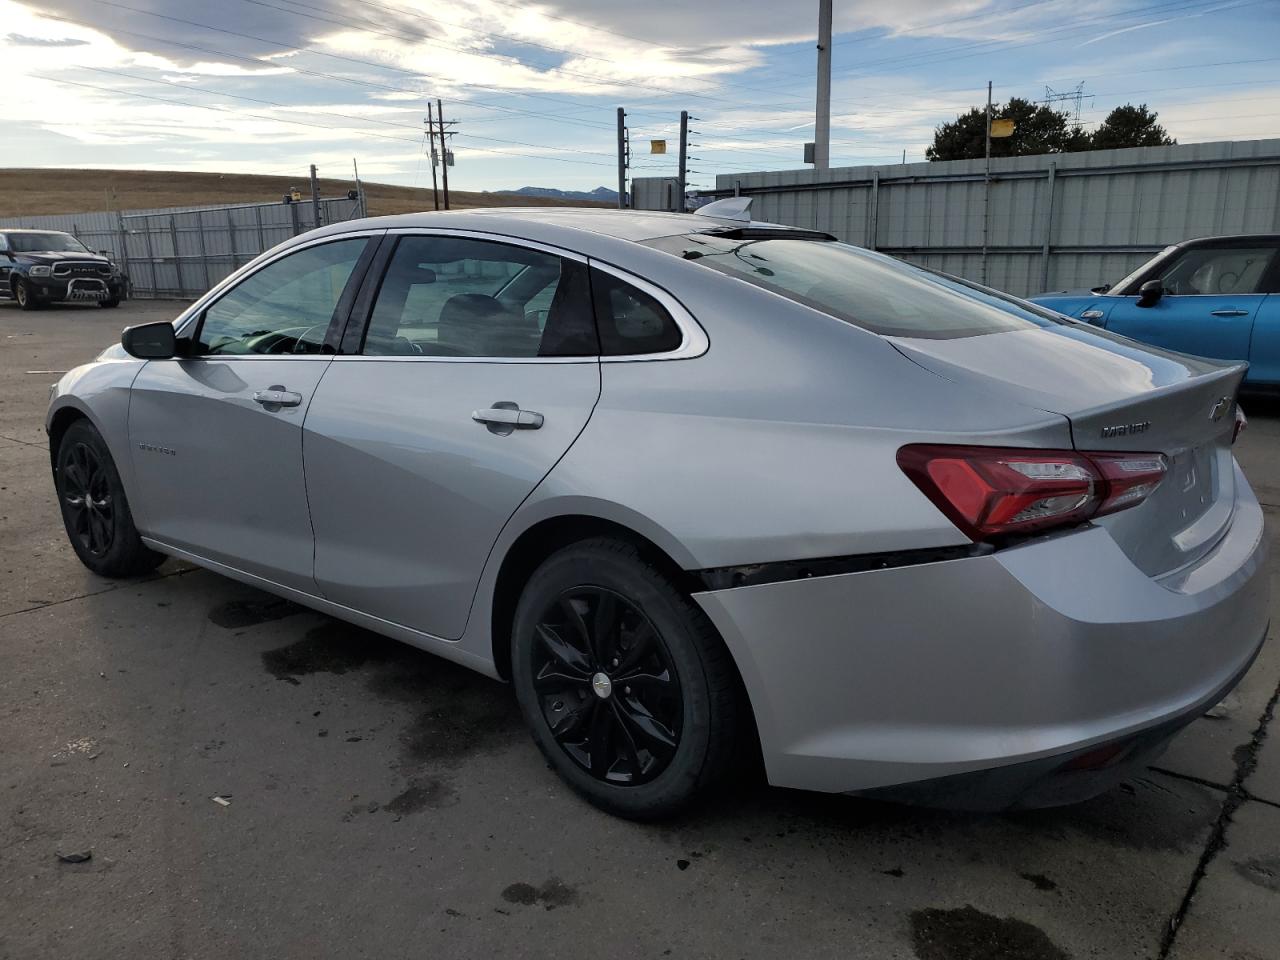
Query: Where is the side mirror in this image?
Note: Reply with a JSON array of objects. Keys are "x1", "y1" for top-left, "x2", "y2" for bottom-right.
[
  {"x1": 1137, "y1": 279, "x2": 1164, "y2": 307},
  {"x1": 97, "y1": 249, "x2": 113, "y2": 258},
  {"x1": 121, "y1": 321, "x2": 177, "y2": 359}
]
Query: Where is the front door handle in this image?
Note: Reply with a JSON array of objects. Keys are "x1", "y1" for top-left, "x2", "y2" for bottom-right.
[
  {"x1": 253, "y1": 387, "x2": 303, "y2": 408},
  {"x1": 472, "y1": 402, "x2": 544, "y2": 435},
  {"x1": 1210, "y1": 309, "x2": 1249, "y2": 318}
]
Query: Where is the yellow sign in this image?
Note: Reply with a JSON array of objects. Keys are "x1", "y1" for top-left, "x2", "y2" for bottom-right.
[
  {"x1": 990, "y1": 118, "x2": 1015, "y2": 138},
  {"x1": 650, "y1": 140, "x2": 667, "y2": 155}
]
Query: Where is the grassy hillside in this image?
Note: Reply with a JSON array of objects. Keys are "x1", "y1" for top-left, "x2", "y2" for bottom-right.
[{"x1": 0, "y1": 168, "x2": 610, "y2": 218}]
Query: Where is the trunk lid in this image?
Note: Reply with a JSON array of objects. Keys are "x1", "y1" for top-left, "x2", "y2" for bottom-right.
[{"x1": 890, "y1": 323, "x2": 1246, "y2": 577}]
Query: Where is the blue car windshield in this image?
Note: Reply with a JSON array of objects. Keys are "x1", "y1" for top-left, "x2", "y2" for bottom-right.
[{"x1": 644, "y1": 233, "x2": 1071, "y2": 339}]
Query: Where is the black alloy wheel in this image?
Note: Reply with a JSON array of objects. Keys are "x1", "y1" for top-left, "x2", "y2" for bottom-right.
[
  {"x1": 60, "y1": 439, "x2": 115, "y2": 557},
  {"x1": 511, "y1": 537, "x2": 745, "y2": 819},
  {"x1": 531, "y1": 587, "x2": 683, "y2": 785},
  {"x1": 54, "y1": 419, "x2": 163, "y2": 577}
]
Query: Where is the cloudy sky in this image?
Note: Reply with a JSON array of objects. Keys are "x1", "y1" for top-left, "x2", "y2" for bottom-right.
[{"x1": 3, "y1": 0, "x2": 1279, "y2": 192}]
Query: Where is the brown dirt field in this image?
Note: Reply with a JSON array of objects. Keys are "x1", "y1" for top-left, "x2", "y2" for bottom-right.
[{"x1": 0, "y1": 168, "x2": 610, "y2": 218}]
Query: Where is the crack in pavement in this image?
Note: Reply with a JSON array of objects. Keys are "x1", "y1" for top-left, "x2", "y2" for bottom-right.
[
  {"x1": 1148, "y1": 766, "x2": 1232, "y2": 794},
  {"x1": 0, "y1": 566, "x2": 199, "y2": 620},
  {"x1": 0, "y1": 433, "x2": 43, "y2": 448},
  {"x1": 1157, "y1": 678, "x2": 1280, "y2": 958}
]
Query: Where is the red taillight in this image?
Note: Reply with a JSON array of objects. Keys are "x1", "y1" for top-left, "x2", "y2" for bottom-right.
[{"x1": 897, "y1": 445, "x2": 1167, "y2": 542}]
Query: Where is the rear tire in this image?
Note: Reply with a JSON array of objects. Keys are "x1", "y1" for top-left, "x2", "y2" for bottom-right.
[
  {"x1": 55, "y1": 420, "x2": 163, "y2": 577},
  {"x1": 511, "y1": 537, "x2": 743, "y2": 820}
]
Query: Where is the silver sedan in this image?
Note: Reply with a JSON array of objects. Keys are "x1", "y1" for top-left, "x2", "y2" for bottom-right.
[{"x1": 46, "y1": 204, "x2": 1270, "y2": 819}]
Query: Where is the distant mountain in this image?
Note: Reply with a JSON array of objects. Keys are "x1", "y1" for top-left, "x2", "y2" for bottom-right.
[{"x1": 494, "y1": 186, "x2": 619, "y2": 203}]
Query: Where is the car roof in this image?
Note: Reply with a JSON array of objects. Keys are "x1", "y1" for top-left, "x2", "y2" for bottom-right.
[
  {"x1": 1177, "y1": 234, "x2": 1280, "y2": 247},
  {"x1": 0, "y1": 228, "x2": 74, "y2": 234},
  {"x1": 300, "y1": 206, "x2": 827, "y2": 266}
]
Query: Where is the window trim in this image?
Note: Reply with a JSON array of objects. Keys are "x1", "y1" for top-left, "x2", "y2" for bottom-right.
[
  {"x1": 330, "y1": 227, "x2": 707, "y2": 364},
  {"x1": 171, "y1": 229, "x2": 386, "y2": 352}
]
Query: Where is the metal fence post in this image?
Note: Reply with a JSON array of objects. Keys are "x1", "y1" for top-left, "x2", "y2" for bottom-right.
[
  {"x1": 114, "y1": 211, "x2": 130, "y2": 282},
  {"x1": 290, "y1": 202, "x2": 301, "y2": 237},
  {"x1": 869, "y1": 171, "x2": 880, "y2": 251},
  {"x1": 226, "y1": 208, "x2": 239, "y2": 269},
  {"x1": 255, "y1": 204, "x2": 266, "y2": 253},
  {"x1": 142, "y1": 216, "x2": 159, "y2": 298},
  {"x1": 194, "y1": 210, "x2": 211, "y2": 293},
  {"x1": 169, "y1": 215, "x2": 185, "y2": 298},
  {"x1": 1040, "y1": 162, "x2": 1057, "y2": 294}
]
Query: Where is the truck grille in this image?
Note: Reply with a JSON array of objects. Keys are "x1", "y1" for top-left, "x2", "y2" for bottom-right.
[{"x1": 52, "y1": 262, "x2": 111, "y2": 278}]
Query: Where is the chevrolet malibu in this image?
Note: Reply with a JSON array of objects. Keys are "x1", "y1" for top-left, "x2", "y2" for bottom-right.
[{"x1": 46, "y1": 203, "x2": 1270, "y2": 819}]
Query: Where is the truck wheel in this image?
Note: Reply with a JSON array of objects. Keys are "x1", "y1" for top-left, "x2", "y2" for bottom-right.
[
  {"x1": 14, "y1": 278, "x2": 40, "y2": 310},
  {"x1": 98, "y1": 298, "x2": 121, "y2": 309}
]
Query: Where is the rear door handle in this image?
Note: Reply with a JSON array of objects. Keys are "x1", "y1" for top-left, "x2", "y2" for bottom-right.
[
  {"x1": 253, "y1": 388, "x2": 303, "y2": 408},
  {"x1": 1210, "y1": 309, "x2": 1249, "y2": 318},
  {"x1": 472, "y1": 403, "x2": 544, "y2": 434}
]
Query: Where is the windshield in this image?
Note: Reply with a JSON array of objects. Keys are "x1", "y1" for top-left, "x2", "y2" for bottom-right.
[
  {"x1": 4, "y1": 232, "x2": 92, "y2": 254},
  {"x1": 1110, "y1": 244, "x2": 1178, "y2": 294},
  {"x1": 644, "y1": 233, "x2": 1069, "y2": 339}
]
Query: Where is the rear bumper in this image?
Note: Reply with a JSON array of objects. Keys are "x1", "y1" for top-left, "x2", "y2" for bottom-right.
[{"x1": 694, "y1": 462, "x2": 1270, "y2": 808}]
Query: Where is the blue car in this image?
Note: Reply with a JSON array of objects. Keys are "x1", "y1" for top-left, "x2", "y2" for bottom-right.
[{"x1": 1031, "y1": 235, "x2": 1280, "y2": 389}]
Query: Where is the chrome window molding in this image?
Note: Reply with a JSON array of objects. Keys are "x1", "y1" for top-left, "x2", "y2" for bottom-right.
[
  {"x1": 172, "y1": 229, "x2": 388, "y2": 338},
  {"x1": 383, "y1": 226, "x2": 589, "y2": 264},
  {"x1": 327, "y1": 230, "x2": 708, "y2": 365}
]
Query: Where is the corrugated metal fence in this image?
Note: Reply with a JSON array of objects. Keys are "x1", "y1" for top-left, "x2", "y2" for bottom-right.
[
  {"x1": 635, "y1": 138, "x2": 1280, "y2": 297},
  {"x1": 3, "y1": 193, "x2": 367, "y2": 299}
]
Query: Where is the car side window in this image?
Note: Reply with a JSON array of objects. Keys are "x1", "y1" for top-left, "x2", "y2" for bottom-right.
[
  {"x1": 361, "y1": 235, "x2": 596, "y2": 358},
  {"x1": 1155, "y1": 246, "x2": 1276, "y2": 296},
  {"x1": 0, "y1": 234, "x2": 8, "y2": 252},
  {"x1": 195, "y1": 238, "x2": 368, "y2": 356},
  {"x1": 590, "y1": 269, "x2": 682, "y2": 356}
]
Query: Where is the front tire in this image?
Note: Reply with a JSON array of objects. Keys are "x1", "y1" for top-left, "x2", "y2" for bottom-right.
[
  {"x1": 98, "y1": 298, "x2": 121, "y2": 309},
  {"x1": 511, "y1": 538, "x2": 743, "y2": 819},
  {"x1": 14, "y1": 278, "x2": 40, "y2": 310},
  {"x1": 55, "y1": 420, "x2": 163, "y2": 577}
]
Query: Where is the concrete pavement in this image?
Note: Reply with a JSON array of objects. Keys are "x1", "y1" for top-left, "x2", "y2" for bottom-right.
[{"x1": 2, "y1": 300, "x2": 1277, "y2": 960}]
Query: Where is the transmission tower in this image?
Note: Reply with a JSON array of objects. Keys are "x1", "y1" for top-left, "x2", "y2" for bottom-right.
[{"x1": 1042, "y1": 82, "x2": 1093, "y2": 129}]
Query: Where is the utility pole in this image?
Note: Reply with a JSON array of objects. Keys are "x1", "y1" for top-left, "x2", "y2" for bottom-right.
[
  {"x1": 813, "y1": 0, "x2": 832, "y2": 171},
  {"x1": 982, "y1": 80, "x2": 992, "y2": 285},
  {"x1": 309, "y1": 163, "x2": 321, "y2": 229},
  {"x1": 616, "y1": 107, "x2": 628, "y2": 208},
  {"x1": 677, "y1": 110, "x2": 688, "y2": 212},
  {"x1": 437, "y1": 98, "x2": 450, "y2": 210},
  {"x1": 426, "y1": 102, "x2": 440, "y2": 211}
]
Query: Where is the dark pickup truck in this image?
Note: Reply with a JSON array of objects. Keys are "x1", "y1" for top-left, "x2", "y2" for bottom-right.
[{"x1": 0, "y1": 229, "x2": 128, "y2": 309}]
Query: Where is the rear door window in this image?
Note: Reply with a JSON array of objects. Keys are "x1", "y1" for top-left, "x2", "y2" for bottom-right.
[
  {"x1": 645, "y1": 234, "x2": 1064, "y2": 339},
  {"x1": 361, "y1": 235, "x2": 596, "y2": 358}
]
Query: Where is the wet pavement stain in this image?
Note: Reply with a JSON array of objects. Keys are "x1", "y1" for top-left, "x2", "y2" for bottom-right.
[
  {"x1": 209, "y1": 596, "x2": 304, "y2": 629},
  {"x1": 261, "y1": 622, "x2": 393, "y2": 680},
  {"x1": 1019, "y1": 872, "x2": 1058, "y2": 891},
  {"x1": 1010, "y1": 776, "x2": 1217, "y2": 854},
  {"x1": 909, "y1": 906, "x2": 1070, "y2": 960},
  {"x1": 501, "y1": 878, "x2": 580, "y2": 910},
  {"x1": 384, "y1": 779, "x2": 457, "y2": 814},
  {"x1": 1234, "y1": 856, "x2": 1280, "y2": 892}
]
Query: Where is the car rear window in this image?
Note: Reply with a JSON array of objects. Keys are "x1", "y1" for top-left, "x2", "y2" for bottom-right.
[{"x1": 644, "y1": 233, "x2": 1068, "y2": 339}]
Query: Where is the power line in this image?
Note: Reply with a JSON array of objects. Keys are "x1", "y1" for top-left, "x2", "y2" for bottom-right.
[{"x1": 30, "y1": 74, "x2": 624, "y2": 167}]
